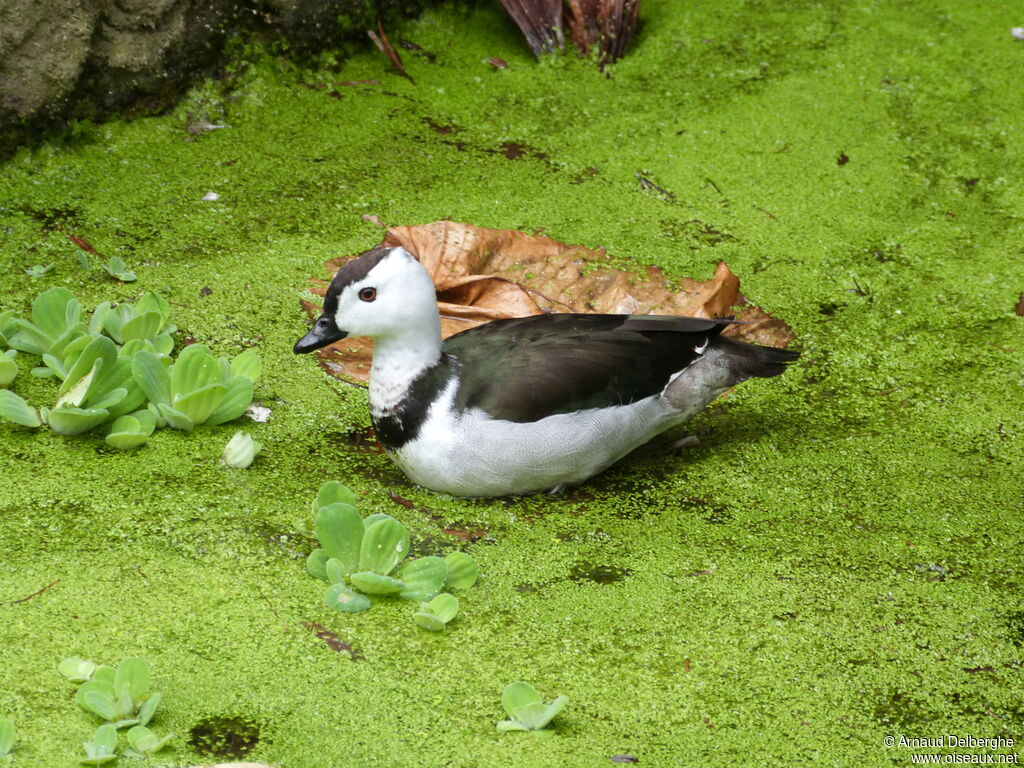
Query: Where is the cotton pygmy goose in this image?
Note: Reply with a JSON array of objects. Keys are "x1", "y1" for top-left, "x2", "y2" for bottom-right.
[{"x1": 294, "y1": 246, "x2": 799, "y2": 497}]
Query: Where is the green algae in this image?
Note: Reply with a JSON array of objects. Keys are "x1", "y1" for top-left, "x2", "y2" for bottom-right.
[{"x1": 1, "y1": 1, "x2": 1023, "y2": 766}]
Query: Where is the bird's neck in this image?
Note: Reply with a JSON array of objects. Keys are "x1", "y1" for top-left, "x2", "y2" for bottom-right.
[{"x1": 368, "y1": 317, "x2": 444, "y2": 414}]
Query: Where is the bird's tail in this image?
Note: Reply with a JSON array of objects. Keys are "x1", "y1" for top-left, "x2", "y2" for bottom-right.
[{"x1": 715, "y1": 336, "x2": 800, "y2": 382}]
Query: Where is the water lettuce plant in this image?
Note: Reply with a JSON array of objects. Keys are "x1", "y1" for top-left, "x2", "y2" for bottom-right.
[
  {"x1": 221, "y1": 430, "x2": 261, "y2": 468},
  {"x1": 99, "y1": 255, "x2": 137, "y2": 282},
  {"x1": 0, "y1": 287, "x2": 261, "y2": 448},
  {"x1": 80, "y1": 723, "x2": 117, "y2": 765},
  {"x1": 412, "y1": 593, "x2": 460, "y2": 631},
  {"x1": 58, "y1": 657, "x2": 175, "y2": 763},
  {"x1": 124, "y1": 725, "x2": 174, "y2": 757},
  {"x1": 306, "y1": 481, "x2": 478, "y2": 629},
  {"x1": 59, "y1": 657, "x2": 98, "y2": 683},
  {"x1": 0, "y1": 350, "x2": 17, "y2": 388},
  {"x1": 497, "y1": 682, "x2": 568, "y2": 732},
  {"x1": 0, "y1": 717, "x2": 13, "y2": 759},
  {"x1": 74, "y1": 657, "x2": 162, "y2": 729}
]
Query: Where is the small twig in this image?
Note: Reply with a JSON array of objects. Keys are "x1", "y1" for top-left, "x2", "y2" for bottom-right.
[
  {"x1": 704, "y1": 177, "x2": 723, "y2": 196},
  {"x1": 636, "y1": 174, "x2": 677, "y2": 200},
  {"x1": 6, "y1": 579, "x2": 60, "y2": 605},
  {"x1": 753, "y1": 204, "x2": 778, "y2": 220},
  {"x1": 368, "y1": 20, "x2": 415, "y2": 85}
]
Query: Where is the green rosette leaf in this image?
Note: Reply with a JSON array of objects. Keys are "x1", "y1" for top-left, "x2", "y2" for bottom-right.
[
  {"x1": 0, "y1": 390, "x2": 41, "y2": 427},
  {"x1": 59, "y1": 657, "x2": 97, "y2": 683},
  {"x1": 105, "y1": 415, "x2": 148, "y2": 449},
  {"x1": 358, "y1": 518, "x2": 410, "y2": 575},
  {"x1": 230, "y1": 349, "x2": 262, "y2": 383},
  {"x1": 499, "y1": 682, "x2": 567, "y2": 731},
  {"x1": 114, "y1": 657, "x2": 149, "y2": 706},
  {"x1": 152, "y1": 333, "x2": 174, "y2": 356},
  {"x1": 77, "y1": 680, "x2": 117, "y2": 721},
  {"x1": 170, "y1": 344, "x2": 219, "y2": 397},
  {"x1": 315, "y1": 502, "x2": 363, "y2": 575},
  {"x1": 325, "y1": 557, "x2": 349, "y2": 584},
  {"x1": 7, "y1": 318, "x2": 52, "y2": 355},
  {"x1": 86, "y1": 387, "x2": 127, "y2": 412},
  {"x1": 413, "y1": 593, "x2": 460, "y2": 632},
  {"x1": 60, "y1": 336, "x2": 118, "y2": 398},
  {"x1": 135, "y1": 292, "x2": 170, "y2": 323},
  {"x1": 32, "y1": 287, "x2": 77, "y2": 338},
  {"x1": 157, "y1": 403, "x2": 194, "y2": 431},
  {"x1": 349, "y1": 571, "x2": 406, "y2": 595},
  {"x1": 132, "y1": 350, "x2": 171, "y2": 406},
  {"x1": 444, "y1": 551, "x2": 479, "y2": 589},
  {"x1": 136, "y1": 692, "x2": 161, "y2": 727},
  {"x1": 126, "y1": 724, "x2": 172, "y2": 755},
  {"x1": 82, "y1": 723, "x2": 119, "y2": 763},
  {"x1": 398, "y1": 556, "x2": 447, "y2": 601},
  {"x1": 0, "y1": 717, "x2": 14, "y2": 757},
  {"x1": 412, "y1": 611, "x2": 446, "y2": 632},
  {"x1": 361, "y1": 512, "x2": 396, "y2": 530},
  {"x1": 425, "y1": 592, "x2": 459, "y2": 623},
  {"x1": 131, "y1": 409, "x2": 157, "y2": 435},
  {"x1": 306, "y1": 548, "x2": 329, "y2": 582},
  {"x1": 323, "y1": 582, "x2": 371, "y2": 613},
  {"x1": 316, "y1": 480, "x2": 358, "y2": 511},
  {"x1": 101, "y1": 255, "x2": 136, "y2": 281},
  {"x1": 121, "y1": 311, "x2": 163, "y2": 342},
  {"x1": 0, "y1": 350, "x2": 18, "y2": 388},
  {"x1": 205, "y1": 375, "x2": 253, "y2": 425},
  {"x1": 171, "y1": 381, "x2": 226, "y2": 425},
  {"x1": 47, "y1": 407, "x2": 110, "y2": 435}
]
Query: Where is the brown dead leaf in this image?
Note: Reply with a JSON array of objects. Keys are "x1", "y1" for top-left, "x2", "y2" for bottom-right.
[
  {"x1": 304, "y1": 220, "x2": 796, "y2": 384},
  {"x1": 1015, "y1": 292, "x2": 1024, "y2": 316},
  {"x1": 68, "y1": 234, "x2": 100, "y2": 255}
]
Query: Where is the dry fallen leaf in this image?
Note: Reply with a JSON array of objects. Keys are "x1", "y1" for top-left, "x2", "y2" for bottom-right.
[{"x1": 304, "y1": 220, "x2": 796, "y2": 384}]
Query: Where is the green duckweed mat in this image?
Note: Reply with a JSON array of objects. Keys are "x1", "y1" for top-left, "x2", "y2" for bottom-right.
[{"x1": 1, "y1": 1, "x2": 1022, "y2": 766}]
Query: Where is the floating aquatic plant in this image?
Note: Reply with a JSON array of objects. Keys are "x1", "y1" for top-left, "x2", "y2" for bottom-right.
[
  {"x1": 79, "y1": 723, "x2": 117, "y2": 765},
  {"x1": 73, "y1": 657, "x2": 162, "y2": 729},
  {"x1": 412, "y1": 593, "x2": 460, "y2": 631},
  {"x1": 0, "y1": 351, "x2": 17, "y2": 388},
  {"x1": 124, "y1": 725, "x2": 174, "y2": 756},
  {"x1": 59, "y1": 657, "x2": 174, "y2": 763},
  {"x1": 0, "y1": 717, "x2": 14, "y2": 759},
  {"x1": 24, "y1": 263, "x2": 53, "y2": 277},
  {"x1": 497, "y1": 682, "x2": 568, "y2": 732},
  {"x1": 221, "y1": 431, "x2": 261, "y2": 468},
  {"x1": 306, "y1": 481, "x2": 478, "y2": 628},
  {"x1": 99, "y1": 255, "x2": 137, "y2": 282},
  {"x1": 133, "y1": 345, "x2": 260, "y2": 431},
  {"x1": 59, "y1": 657, "x2": 98, "y2": 683},
  {"x1": 0, "y1": 287, "x2": 261, "y2": 448}
]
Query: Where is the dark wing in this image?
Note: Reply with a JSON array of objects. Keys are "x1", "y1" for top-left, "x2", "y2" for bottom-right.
[{"x1": 442, "y1": 314, "x2": 731, "y2": 423}]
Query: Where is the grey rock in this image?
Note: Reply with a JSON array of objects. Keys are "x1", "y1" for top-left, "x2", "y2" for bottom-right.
[{"x1": 0, "y1": 0, "x2": 439, "y2": 156}]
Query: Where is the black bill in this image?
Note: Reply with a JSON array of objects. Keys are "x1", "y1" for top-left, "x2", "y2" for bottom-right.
[{"x1": 294, "y1": 314, "x2": 348, "y2": 353}]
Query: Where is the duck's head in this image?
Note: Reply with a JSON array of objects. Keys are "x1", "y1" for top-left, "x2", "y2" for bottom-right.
[{"x1": 293, "y1": 246, "x2": 438, "y2": 354}]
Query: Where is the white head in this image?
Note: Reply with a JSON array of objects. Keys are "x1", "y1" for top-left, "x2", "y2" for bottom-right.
[{"x1": 293, "y1": 246, "x2": 440, "y2": 353}]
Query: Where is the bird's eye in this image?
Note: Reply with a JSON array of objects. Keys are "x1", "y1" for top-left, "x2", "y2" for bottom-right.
[{"x1": 358, "y1": 287, "x2": 377, "y2": 302}]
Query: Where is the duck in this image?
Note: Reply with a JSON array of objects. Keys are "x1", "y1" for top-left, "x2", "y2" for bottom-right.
[{"x1": 294, "y1": 245, "x2": 799, "y2": 498}]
